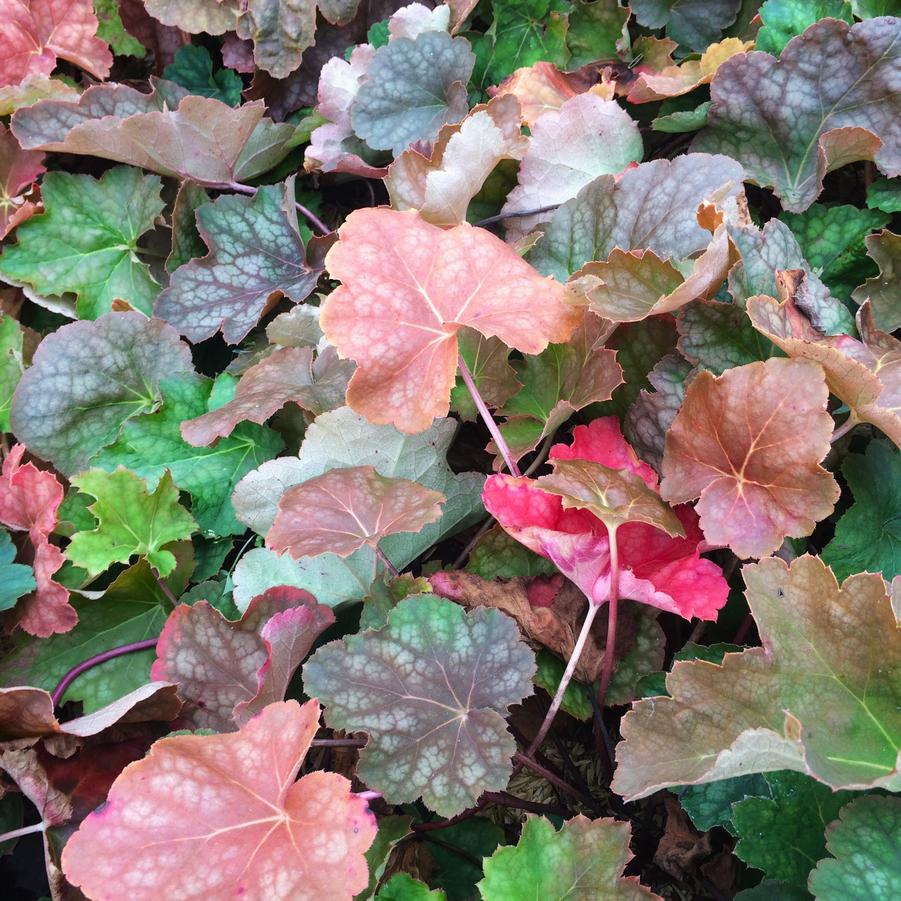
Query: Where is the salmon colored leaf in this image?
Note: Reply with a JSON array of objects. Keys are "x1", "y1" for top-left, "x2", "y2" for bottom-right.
[
  {"x1": 320, "y1": 208, "x2": 581, "y2": 433},
  {"x1": 489, "y1": 62, "x2": 603, "y2": 127},
  {"x1": 267, "y1": 465, "x2": 445, "y2": 558},
  {"x1": 154, "y1": 184, "x2": 322, "y2": 344},
  {"x1": 181, "y1": 346, "x2": 353, "y2": 446},
  {"x1": 693, "y1": 17, "x2": 901, "y2": 212},
  {"x1": 0, "y1": 0, "x2": 113, "y2": 86},
  {"x1": 0, "y1": 444, "x2": 74, "y2": 637},
  {"x1": 61, "y1": 700, "x2": 377, "y2": 900},
  {"x1": 660, "y1": 357, "x2": 839, "y2": 558},
  {"x1": 303, "y1": 594, "x2": 536, "y2": 817},
  {"x1": 151, "y1": 586, "x2": 334, "y2": 730},
  {"x1": 613, "y1": 556, "x2": 901, "y2": 801},
  {"x1": 483, "y1": 419, "x2": 729, "y2": 620},
  {"x1": 0, "y1": 123, "x2": 44, "y2": 239},
  {"x1": 853, "y1": 229, "x2": 900, "y2": 332}
]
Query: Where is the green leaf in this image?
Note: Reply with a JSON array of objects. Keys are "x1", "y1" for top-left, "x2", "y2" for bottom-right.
[
  {"x1": 377, "y1": 874, "x2": 446, "y2": 900},
  {"x1": 466, "y1": 527, "x2": 556, "y2": 581},
  {"x1": 534, "y1": 650, "x2": 593, "y2": 721},
  {"x1": 867, "y1": 177, "x2": 901, "y2": 214},
  {"x1": 636, "y1": 642, "x2": 743, "y2": 699},
  {"x1": 631, "y1": 0, "x2": 741, "y2": 51},
  {"x1": 566, "y1": 0, "x2": 629, "y2": 68},
  {"x1": 429, "y1": 819, "x2": 505, "y2": 901},
  {"x1": 358, "y1": 815, "x2": 413, "y2": 900},
  {"x1": 66, "y1": 469, "x2": 197, "y2": 578},
  {"x1": 734, "y1": 880, "x2": 810, "y2": 900},
  {"x1": 808, "y1": 795, "x2": 901, "y2": 900},
  {"x1": 852, "y1": 229, "x2": 900, "y2": 331},
  {"x1": 0, "y1": 167, "x2": 164, "y2": 318},
  {"x1": 155, "y1": 183, "x2": 321, "y2": 344},
  {"x1": 303, "y1": 594, "x2": 536, "y2": 817},
  {"x1": 678, "y1": 774, "x2": 771, "y2": 834},
  {"x1": 163, "y1": 45, "x2": 243, "y2": 106},
  {"x1": 732, "y1": 771, "x2": 857, "y2": 887},
  {"x1": 350, "y1": 32, "x2": 474, "y2": 155},
  {"x1": 606, "y1": 608, "x2": 666, "y2": 706},
  {"x1": 0, "y1": 528, "x2": 36, "y2": 611},
  {"x1": 93, "y1": 0, "x2": 147, "y2": 57},
  {"x1": 91, "y1": 375, "x2": 283, "y2": 537},
  {"x1": 652, "y1": 101, "x2": 711, "y2": 133},
  {"x1": 0, "y1": 312, "x2": 26, "y2": 433},
  {"x1": 10, "y1": 312, "x2": 195, "y2": 475},
  {"x1": 822, "y1": 440, "x2": 901, "y2": 582},
  {"x1": 756, "y1": 0, "x2": 853, "y2": 56},
  {"x1": 478, "y1": 815, "x2": 658, "y2": 899}
]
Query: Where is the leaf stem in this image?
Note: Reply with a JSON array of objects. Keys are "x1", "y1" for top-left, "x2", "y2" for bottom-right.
[
  {"x1": 457, "y1": 354, "x2": 521, "y2": 477},
  {"x1": 152, "y1": 568, "x2": 179, "y2": 607},
  {"x1": 0, "y1": 822, "x2": 45, "y2": 844},
  {"x1": 596, "y1": 526, "x2": 620, "y2": 710},
  {"x1": 830, "y1": 413, "x2": 858, "y2": 443},
  {"x1": 374, "y1": 545, "x2": 400, "y2": 578},
  {"x1": 473, "y1": 203, "x2": 561, "y2": 228},
  {"x1": 51, "y1": 639, "x2": 159, "y2": 707},
  {"x1": 220, "y1": 180, "x2": 331, "y2": 236}
]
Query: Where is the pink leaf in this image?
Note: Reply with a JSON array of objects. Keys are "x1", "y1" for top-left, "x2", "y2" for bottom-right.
[{"x1": 0, "y1": 122, "x2": 45, "y2": 238}]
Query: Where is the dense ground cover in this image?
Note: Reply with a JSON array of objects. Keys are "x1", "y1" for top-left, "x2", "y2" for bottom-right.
[{"x1": 0, "y1": 0, "x2": 899, "y2": 898}]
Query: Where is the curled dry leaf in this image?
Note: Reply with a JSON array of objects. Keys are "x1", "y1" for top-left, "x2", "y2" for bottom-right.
[
  {"x1": 61, "y1": 700, "x2": 378, "y2": 901},
  {"x1": 661, "y1": 357, "x2": 839, "y2": 558},
  {"x1": 320, "y1": 208, "x2": 581, "y2": 433},
  {"x1": 268, "y1": 464, "x2": 444, "y2": 558}
]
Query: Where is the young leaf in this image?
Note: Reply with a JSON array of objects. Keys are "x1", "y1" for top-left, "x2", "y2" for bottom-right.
[
  {"x1": 0, "y1": 0, "x2": 112, "y2": 85},
  {"x1": 66, "y1": 468, "x2": 197, "y2": 578},
  {"x1": 0, "y1": 166, "x2": 164, "y2": 318},
  {"x1": 567, "y1": 0, "x2": 630, "y2": 67},
  {"x1": 755, "y1": 0, "x2": 853, "y2": 56},
  {"x1": 660, "y1": 357, "x2": 839, "y2": 559},
  {"x1": 478, "y1": 815, "x2": 661, "y2": 900},
  {"x1": 613, "y1": 555, "x2": 901, "y2": 801},
  {"x1": 303, "y1": 594, "x2": 536, "y2": 817},
  {"x1": 162, "y1": 45, "x2": 243, "y2": 105},
  {"x1": 853, "y1": 229, "x2": 900, "y2": 332},
  {"x1": 0, "y1": 529, "x2": 35, "y2": 611},
  {"x1": 61, "y1": 700, "x2": 378, "y2": 900},
  {"x1": 152, "y1": 586, "x2": 334, "y2": 730},
  {"x1": 0, "y1": 122, "x2": 45, "y2": 239},
  {"x1": 320, "y1": 208, "x2": 581, "y2": 433},
  {"x1": 10, "y1": 312, "x2": 194, "y2": 475},
  {"x1": 155, "y1": 183, "x2": 322, "y2": 344},
  {"x1": 808, "y1": 796, "x2": 901, "y2": 899},
  {"x1": 694, "y1": 17, "x2": 901, "y2": 212}
]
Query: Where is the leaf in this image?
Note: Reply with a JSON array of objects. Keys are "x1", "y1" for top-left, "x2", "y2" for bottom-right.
[
  {"x1": 823, "y1": 440, "x2": 901, "y2": 582},
  {"x1": 853, "y1": 229, "x2": 901, "y2": 332},
  {"x1": 566, "y1": 0, "x2": 630, "y2": 68},
  {"x1": 61, "y1": 700, "x2": 378, "y2": 900},
  {"x1": 478, "y1": 815, "x2": 661, "y2": 900},
  {"x1": 527, "y1": 153, "x2": 745, "y2": 282},
  {"x1": 500, "y1": 93, "x2": 643, "y2": 239},
  {"x1": 320, "y1": 208, "x2": 581, "y2": 433},
  {"x1": 0, "y1": 312, "x2": 29, "y2": 433},
  {"x1": 151, "y1": 586, "x2": 334, "y2": 730},
  {"x1": 0, "y1": 122, "x2": 45, "y2": 240},
  {"x1": 93, "y1": 0, "x2": 146, "y2": 57},
  {"x1": 731, "y1": 772, "x2": 856, "y2": 888},
  {"x1": 867, "y1": 176, "x2": 901, "y2": 214},
  {"x1": 359, "y1": 815, "x2": 414, "y2": 900},
  {"x1": 451, "y1": 330, "x2": 522, "y2": 421},
  {"x1": 11, "y1": 84, "x2": 292, "y2": 184},
  {"x1": 10, "y1": 312, "x2": 194, "y2": 475},
  {"x1": 0, "y1": 445, "x2": 73, "y2": 637},
  {"x1": 350, "y1": 31, "x2": 474, "y2": 155},
  {"x1": 466, "y1": 525, "x2": 556, "y2": 580},
  {"x1": 66, "y1": 469, "x2": 196, "y2": 578},
  {"x1": 181, "y1": 346, "x2": 353, "y2": 446},
  {"x1": 378, "y1": 874, "x2": 446, "y2": 900},
  {"x1": 660, "y1": 357, "x2": 839, "y2": 558},
  {"x1": 0, "y1": 0, "x2": 112, "y2": 85},
  {"x1": 489, "y1": 61, "x2": 599, "y2": 127},
  {"x1": 142, "y1": 0, "x2": 240, "y2": 35},
  {"x1": 162, "y1": 45, "x2": 243, "y2": 105},
  {"x1": 155, "y1": 184, "x2": 322, "y2": 344},
  {"x1": 678, "y1": 774, "x2": 771, "y2": 834},
  {"x1": 693, "y1": 18, "x2": 901, "y2": 212},
  {"x1": 235, "y1": 0, "x2": 317, "y2": 79},
  {"x1": 90, "y1": 374, "x2": 283, "y2": 537},
  {"x1": 484, "y1": 418, "x2": 729, "y2": 620},
  {"x1": 268, "y1": 465, "x2": 445, "y2": 558},
  {"x1": 303, "y1": 594, "x2": 536, "y2": 817},
  {"x1": 755, "y1": 0, "x2": 853, "y2": 56},
  {"x1": 0, "y1": 167, "x2": 164, "y2": 319},
  {"x1": 0, "y1": 529, "x2": 35, "y2": 611},
  {"x1": 386, "y1": 94, "x2": 528, "y2": 227},
  {"x1": 808, "y1": 796, "x2": 901, "y2": 899},
  {"x1": 612, "y1": 555, "x2": 901, "y2": 801}
]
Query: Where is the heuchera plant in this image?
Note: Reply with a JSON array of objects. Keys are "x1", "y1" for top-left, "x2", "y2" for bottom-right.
[{"x1": 0, "y1": 1, "x2": 898, "y2": 898}]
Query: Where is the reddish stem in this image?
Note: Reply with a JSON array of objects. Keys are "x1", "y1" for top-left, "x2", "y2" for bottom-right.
[
  {"x1": 597, "y1": 525, "x2": 620, "y2": 710},
  {"x1": 830, "y1": 414, "x2": 858, "y2": 443},
  {"x1": 222, "y1": 180, "x2": 331, "y2": 236},
  {"x1": 51, "y1": 639, "x2": 159, "y2": 707}
]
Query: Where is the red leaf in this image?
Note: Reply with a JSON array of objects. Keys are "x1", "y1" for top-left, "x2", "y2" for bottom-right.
[
  {"x1": 61, "y1": 700, "x2": 377, "y2": 900},
  {"x1": 0, "y1": 122, "x2": 44, "y2": 238}
]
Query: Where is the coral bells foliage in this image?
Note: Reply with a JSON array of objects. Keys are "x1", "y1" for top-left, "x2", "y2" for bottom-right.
[{"x1": 484, "y1": 418, "x2": 729, "y2": 620}]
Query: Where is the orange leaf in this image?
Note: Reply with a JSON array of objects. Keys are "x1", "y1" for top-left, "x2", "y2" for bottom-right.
[{"x1": 61, "y1": 700, "x2": 377, "y2": 900}]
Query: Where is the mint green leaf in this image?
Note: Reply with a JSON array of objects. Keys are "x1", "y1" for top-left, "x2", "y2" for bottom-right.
[
  {"x1": 867, "y1": 176, "x2": 901, "y2": 214},
  {"x1": 631, "y1": 0, "x2": 741, "y2": 50},
  {"x1": 822, "y1": 440, "x2": 901, "y2": 582},
  {"x1": 10, "y1": 312, "x2": 195, "y2": 475},
  {"x1": 93, "y1": 0, "x2": 147, "y2": 57},
  {"x1": 166, "y1": 182, "x2": 209, "y2": 273},
  {"x1": 163, "y1": 45, "x2": 243, "y2": 106},
  {"x1": 679, "y1": 774, "x2": 771, "y2": 834},
  {"x1": 304, "y1": 594, "x2": 536, "y2": 817},
  {"x1": 851, "y1": 0, "x2": 901, "y2": 15},
  {"x1": 652, "y1": 101, "x2": 711, "y2": 134},
  {"x1": 91, "y1": 375, "x2": 283, "y2": 537},
  {"x1": 67, "y1": 469, "x2": 197, "y2": 578},
  {"x1": 0, "y1": 312, "x2": 26, "y2": 433},
  {"x1": 466, "y1": 527, "x2": 556, "y2": 581},
  {"x1": 0, "y1": 529, "x2": 36, "y2": 611},
  {"x1": 377, "y1": 874, "x2": 446, "y2": 900},
  {"x1": 809, "y1": 795, "x2": 901, "y2": 900},
  {"x1": 533, "y1": 650, "x2": 593, "y2": 721},
  {"x1": 350, "y1": 32, "x2": 474, "y2": 154},
  {"x1": 677, "y1": 300, "x2": 778, "y2": 374},
  {"x1": 756, "y1": 0, "x2": 853, "y2": 56},
  {"x1": 566, "y1": 0, "x2": 629, "y2": 68},
  {"x1": 0, "y1": 167, "x2": 164, "y2": 318}
]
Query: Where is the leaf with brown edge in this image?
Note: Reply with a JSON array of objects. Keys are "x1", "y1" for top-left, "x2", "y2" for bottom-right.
[
  {"x1": 853, "y1": 229, "x2": 900, "y2": 332},
  {"x1": 181, "y1": 346, "x2": 353, "y2": 446},
  {"x1": 61, "y1": 700, "x2": 377, "y2": 901},
  {"x1": 612, "y1": 555, "x2": 901, "y2": 801},
  {"x1": 267, "y1": 465, "x2": 445, "y2": 559},
  {"x1": 747, "y1": 271, "x2": 901, "y2": 447},
  {"x1": 489, "y1": 62, "x2": 604, "y2": 127},
  {"x1": 661, "y1": 357, "x2": 839, "y2": 559},
  {"x1": 320, "y1": 208, "x2": 581, "y2": 434},
  {"x1": 151, "y1": 586, "x2": 334, "y2": 731}
]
